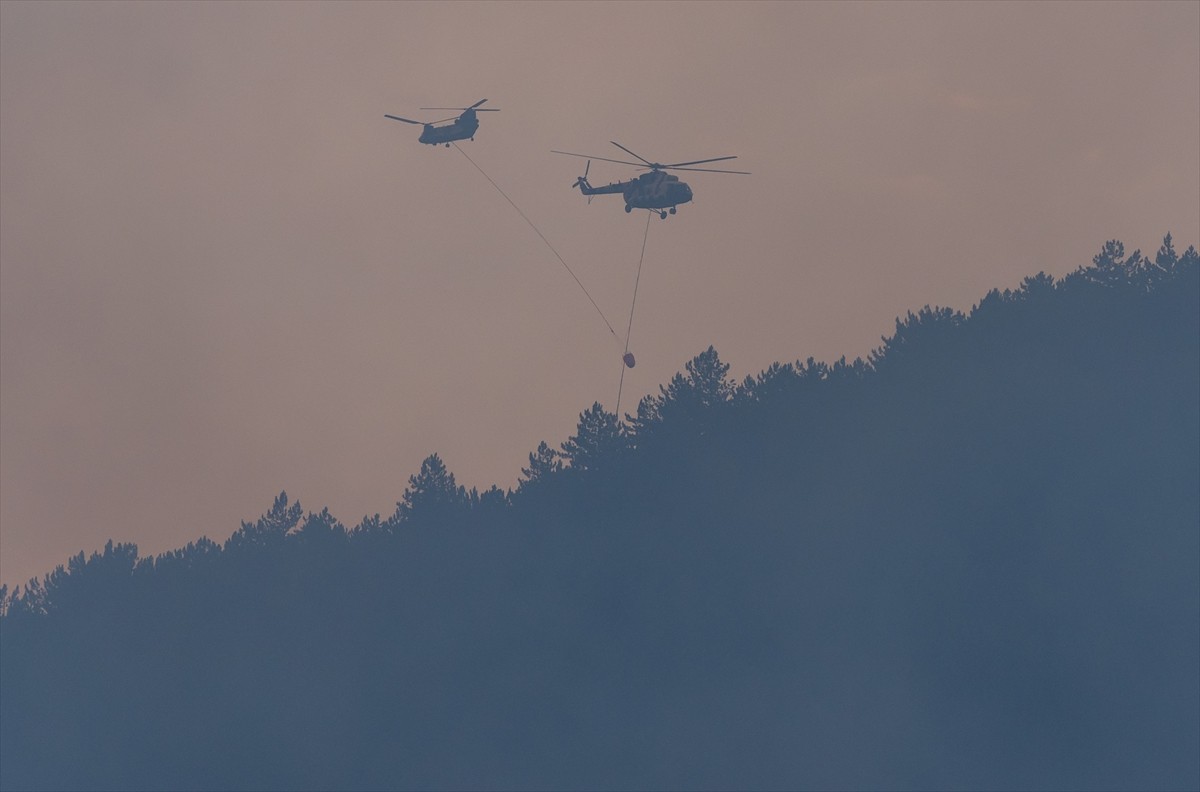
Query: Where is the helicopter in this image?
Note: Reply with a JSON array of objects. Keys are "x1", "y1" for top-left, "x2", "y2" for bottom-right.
[
  {"x1": 552, "y1": 142, "x2": 749, "y2": 218},
  {"x1": 385, "y1": 99, "x2": 499, "y2": 147}
]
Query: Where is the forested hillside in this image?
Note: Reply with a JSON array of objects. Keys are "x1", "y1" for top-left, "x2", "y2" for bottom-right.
[{"x1": 2, "y1": 237, "x2": 1197, "y2": 791}]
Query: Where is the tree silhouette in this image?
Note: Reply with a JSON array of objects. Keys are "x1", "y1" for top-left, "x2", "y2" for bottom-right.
[
  {"x1": 1084, "y1": 238, "x2": 1153, "y2": 289},
  {"x1": 559, "y1": 402, "x2": 621, "y2": 470},
  {"x1": 674, "y1": 344, "x2": 734, "y2": 408},
  {"x1": 296, "y1": 507, "x2": 347, "y2": 545},
  {"x1": 1018, "y1": 271, "x2": 1056, "y2": 300},
  {"x1": 869, "y1": 305, "x2": 964, "y2": 371},
  {"x1": 474, "y1": 484, "x2": 509, "y2": 514},
  {"x1": 1155, "y1": 232, "x2": 1178, "y2": 274},
  {"x1": 518, "y1": 441, "x2": 563, "y2": 490},
  {"x1": 395, "y1": 453, "x2": 467, "y2": 524},
  {"x1": 225, "y1": 491, "x2": 301, "y2": 553},
  {"x1": 632, "y1": 345, "x2": 734, "y2": 435}
]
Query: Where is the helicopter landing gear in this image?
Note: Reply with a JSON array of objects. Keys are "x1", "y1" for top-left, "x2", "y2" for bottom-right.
[
  {"x1": 625, "y1": 204, "x2": 632, "y2": 213},
  {"x1": 669, "y1": 206, "x2": 677, "y2": 215},
  {"x1": 659, "y1": 211, "x2": 668, "y2": 219},
  {"x1": 445, "y1": 143, "x2": 451, "y2": 148}
]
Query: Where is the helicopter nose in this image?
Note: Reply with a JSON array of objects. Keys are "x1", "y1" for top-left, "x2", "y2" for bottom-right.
[{"x1": 682, "y1": 184, "x2": 693, "y2": 201}]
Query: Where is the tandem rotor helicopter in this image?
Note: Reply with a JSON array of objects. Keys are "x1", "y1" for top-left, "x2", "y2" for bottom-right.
[
  {"x1": 552, "y1": 141, "x2": 749, "y2": 219},
  {"x1": 385, "y1": 99, "x2": 499, "y2": 147}
]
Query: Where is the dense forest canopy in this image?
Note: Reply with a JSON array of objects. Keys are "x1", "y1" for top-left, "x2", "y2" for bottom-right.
[{"x1": 1, "y1": 236, "x2": 1197, "y2": 791}]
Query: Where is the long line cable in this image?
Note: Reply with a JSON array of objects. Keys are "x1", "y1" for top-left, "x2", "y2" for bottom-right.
[
  {"x1": 615, "y1": 210, "x2": 653, "y2": 420},
  {"x1": 453, "y1": 143, "x2": 620, "y2": 342}
]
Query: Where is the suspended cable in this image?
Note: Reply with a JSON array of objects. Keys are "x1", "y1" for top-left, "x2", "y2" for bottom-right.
[
  {"x1": 615, "y1": 210, "x2": 653, "y2": 420},
  {"x1": 452, "y1": 143, "x2": 620, "y2": 341}
]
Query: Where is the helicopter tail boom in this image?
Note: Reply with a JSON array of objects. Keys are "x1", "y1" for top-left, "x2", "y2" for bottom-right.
[
  {"x1": 571, "y1": 161, "x2": 625, "y2": 197},
  {"x1": 574, "y1": 179, "x2": 626, "y2": 197}
]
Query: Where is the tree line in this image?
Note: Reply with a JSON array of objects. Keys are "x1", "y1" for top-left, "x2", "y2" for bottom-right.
[{"x1": 1, "y1": 235, "x2": 1196, "y2": 791}]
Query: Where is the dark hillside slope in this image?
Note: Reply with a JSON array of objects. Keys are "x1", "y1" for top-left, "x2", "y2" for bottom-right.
[{"x1": 2, "y1": 238, "x2": 1197, "y2": 791}]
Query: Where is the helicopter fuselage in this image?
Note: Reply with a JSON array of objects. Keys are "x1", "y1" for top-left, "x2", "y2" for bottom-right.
[
  {"x1": 418, "y1": 110, "x2": 480, "y2": 146},
  {"x1": 577, "y1": 170, "x2": 693, "y2": 213}
]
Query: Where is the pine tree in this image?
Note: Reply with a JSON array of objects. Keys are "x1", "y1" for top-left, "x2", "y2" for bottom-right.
[
  {"x1": 518, "y1": 441, "x2": 563, "y2": 490},
  {"x1": 296, "y1": 507, "x2": 347, "y2": 545},
  {"x1": 631, "y1": 346, "x2": 735, "y2": 434},
  {"x1": 560, "y1": 403, "x2": 621, "y2": 471},
  {"x1": 396, "y1": 453, "x2": 467, "y2": 524},
  {"x1": 225, "y1": 491, "x2": 302, "y2": 552}
]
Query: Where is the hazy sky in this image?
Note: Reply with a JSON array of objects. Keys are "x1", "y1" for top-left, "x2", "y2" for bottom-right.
[{"x1": 2, "y1": 1, "x2": 1197, "y2": 586}]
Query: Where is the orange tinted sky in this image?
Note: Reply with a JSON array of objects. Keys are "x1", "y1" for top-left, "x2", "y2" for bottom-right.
[{"x1": 2, "y1": 0, "x2": 1197, "y2": 586}]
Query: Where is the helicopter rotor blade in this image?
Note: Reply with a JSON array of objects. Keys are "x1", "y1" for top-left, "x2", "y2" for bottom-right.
[
  {"x1": 663, "y1": 155, "x2": 740, "y2": 168},
  {"x1": 551, "y1": 150, "x2": 644, "y2": 168},
  {"x1": 667, "y1": 166, "x2": 752, "y2": 175},
  {"x1": 421, "y1": 100, "x2": 496, "y2": 110},
  {"x1": 384, "y1": 115, "x2": 424, "y2": 125},
  {"x1": 609, "y1": 141, "x2": 655, "y2": 167}
]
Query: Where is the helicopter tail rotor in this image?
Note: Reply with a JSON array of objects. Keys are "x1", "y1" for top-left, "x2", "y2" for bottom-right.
[
  {"x1": 571, "y1": 161, "x2": 595, "y2": 204},
  {"x1": 571, "y1": 160, "x2": 591, "y2": 189}
]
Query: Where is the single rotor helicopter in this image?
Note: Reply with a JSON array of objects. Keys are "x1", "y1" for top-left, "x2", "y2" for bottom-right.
[
  {"x1": 385, "y1": 99, "x2": 499, "y2": 147},
  {"x1": 552, "y1": 141, "x2": 749, "y2": 218}
]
